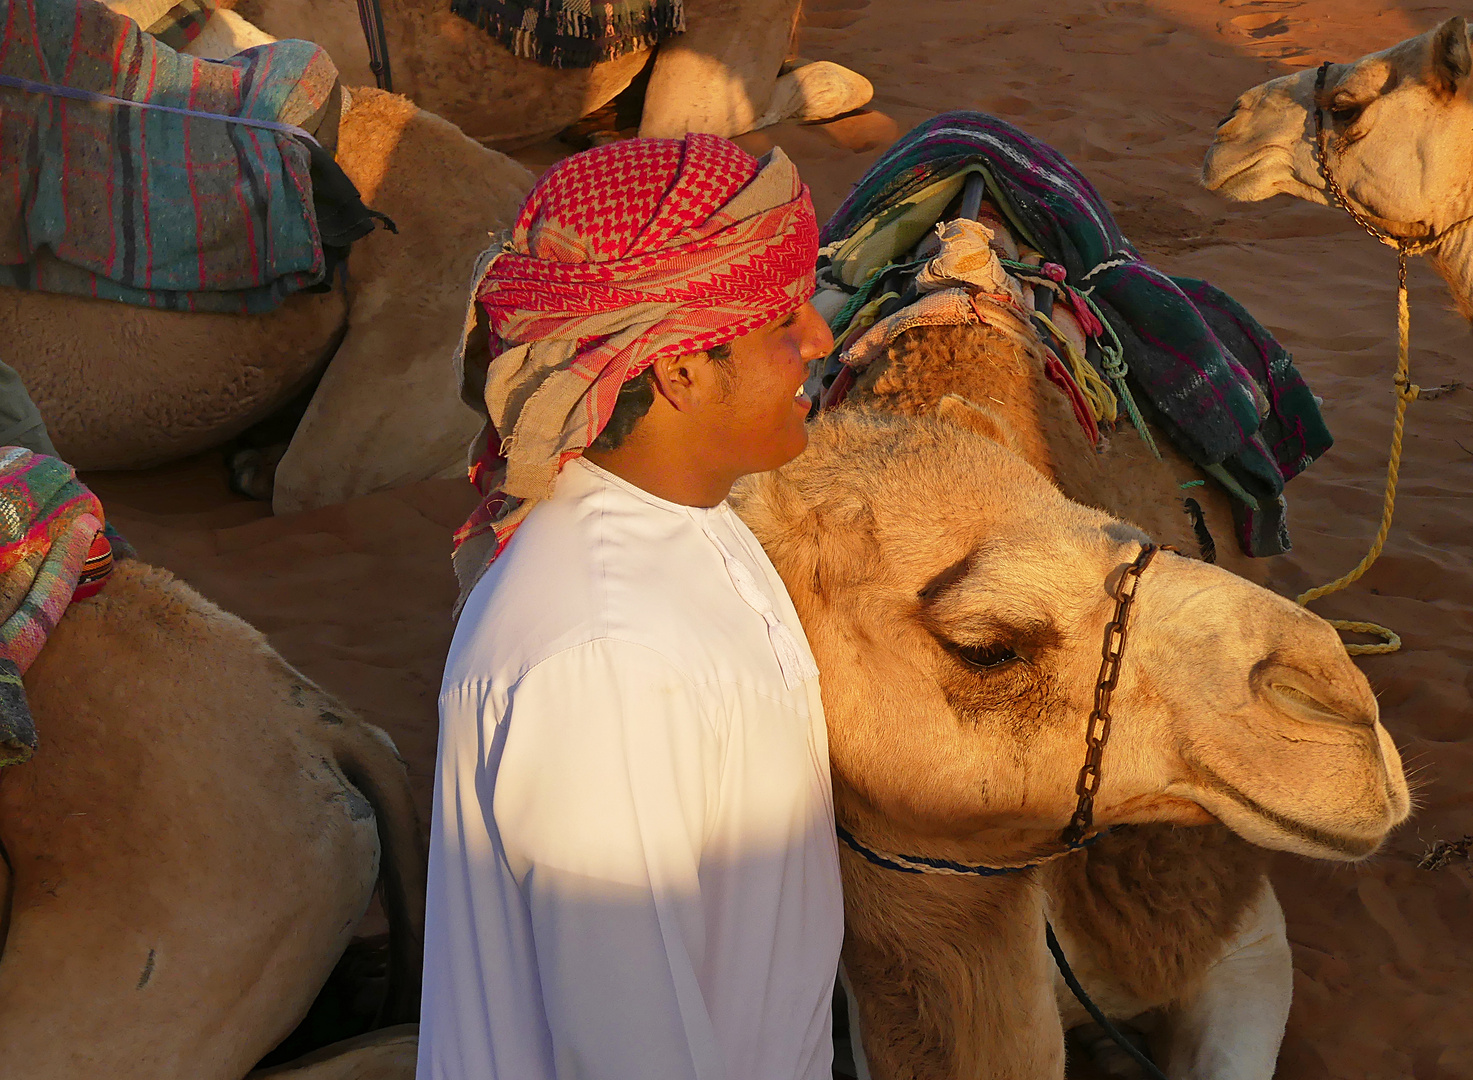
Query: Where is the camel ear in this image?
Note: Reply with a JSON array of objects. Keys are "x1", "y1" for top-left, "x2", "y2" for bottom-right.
[
  {"x1": 935, "y1": 394, "x2": 1024, "y2": 455},
  {"x1": 1432, "y1": 16, "x2": 1471, "y2": 94}
]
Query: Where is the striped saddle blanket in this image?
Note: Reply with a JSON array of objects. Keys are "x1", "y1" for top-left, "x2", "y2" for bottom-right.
[{"x1": 0, "y1": 0, "x2": 382, "y2": 314}]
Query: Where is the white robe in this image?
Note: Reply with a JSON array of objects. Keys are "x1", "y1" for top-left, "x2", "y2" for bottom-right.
[{"x1": 418, "y1": 457, "x2": 844, "y2": 1080}]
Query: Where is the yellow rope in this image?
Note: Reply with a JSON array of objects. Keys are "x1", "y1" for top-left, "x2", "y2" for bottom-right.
[
  {"x1": 1033, "y1": 310, "x2": 1118, "y2": 425},
  {"x1": 1295, "y1": 251, "x2": 1417, "y2": 656}
]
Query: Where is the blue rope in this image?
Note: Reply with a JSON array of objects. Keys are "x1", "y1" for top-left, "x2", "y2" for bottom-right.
[
  {"x1": 0, "y1": 72, "x2": 321, "y2": 146},
  {"x1": 836, "y1": 823, "x2": 1105, "y2": 877}
]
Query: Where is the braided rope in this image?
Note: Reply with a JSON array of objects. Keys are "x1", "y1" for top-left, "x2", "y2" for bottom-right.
[
  {"x1": 1295, "y1": 62, "x2": 1426, "y2": 656},
  {"x1": 1294, "y1": 251, "x2": 1415, "y2": 655}
]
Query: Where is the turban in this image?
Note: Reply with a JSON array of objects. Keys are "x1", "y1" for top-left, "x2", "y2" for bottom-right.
[{"x1": 450, "y1": 133, "x2": 819, "y2": 606}]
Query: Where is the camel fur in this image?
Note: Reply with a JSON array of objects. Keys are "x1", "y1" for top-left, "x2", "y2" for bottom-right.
[
  {"x1": 210, "y1": 0, "x2": 872, "y2": 147},
  {"x1": 1202, "y1": 16, "x2": 1473, "y2": 320},
  {"x1": 0, "y1": 559, "x2": 426, "y2": 1079},
  {"x1": 733, "y1": 409, "x2": 1410, "y2": 1080},
  {"x1": 0, "y1": 88, "x2": 533, "y2": 514}
]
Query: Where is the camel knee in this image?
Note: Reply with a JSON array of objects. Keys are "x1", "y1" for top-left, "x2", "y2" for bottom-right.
[{"x1": 1156, "y1": 880, "x2": 1292, "y2": 1080}]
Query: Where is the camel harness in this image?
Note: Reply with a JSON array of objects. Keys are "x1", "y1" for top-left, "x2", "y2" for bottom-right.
[
  {"x1": 834, "y1": 542, "x2": 1171, "y2": 1080},
  {"x1": 1301, "y1": 61, "x2": 1473, "y2": 655}
]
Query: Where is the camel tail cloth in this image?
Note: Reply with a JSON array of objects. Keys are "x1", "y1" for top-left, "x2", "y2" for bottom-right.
[
  {"x1": 0, "y1": 448, "x2": 114, "y2": 767},
  {"x1": 448, "y1": 0, "x2": 684, "y2": 68},
  {"x1": 822, "y1": 110, "x2": 1332, "y2": 558},
  {"x1": 0, "y1": 0, "x2": 387, "y2": 314},
  {"x1": 450, "y1": 134, "x2": 818, "y2": 612}
]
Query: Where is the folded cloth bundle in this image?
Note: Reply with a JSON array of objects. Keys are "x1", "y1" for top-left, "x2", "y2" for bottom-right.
[
  {"x1": 0, "y1": 0, "x2": 382, "y2": 313},
  {"x1": 0, "y1": 448, "x2": 113, "y2": 767},
  {"x1": 822, "y1": 111, "x2": 1333, "y2": 558}
]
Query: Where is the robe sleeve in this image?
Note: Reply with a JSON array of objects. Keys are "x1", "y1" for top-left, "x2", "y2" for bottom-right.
[{"x1": 486, "y1": 638, "x2": 726, "y2": 1080}]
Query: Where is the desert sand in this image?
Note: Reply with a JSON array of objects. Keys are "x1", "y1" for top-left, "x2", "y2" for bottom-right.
[{"x1": 83, "y1": 1, "x2": 1473, "y2": 1076}]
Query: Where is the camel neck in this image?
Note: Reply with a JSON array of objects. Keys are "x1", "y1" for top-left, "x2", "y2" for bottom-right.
[
  {"x1": 1430, "y1": 222, "x2": 1473, "y2": 321},
  {"x1": 839, "y1": 851, "x2": 1066, "y2": 1080}
]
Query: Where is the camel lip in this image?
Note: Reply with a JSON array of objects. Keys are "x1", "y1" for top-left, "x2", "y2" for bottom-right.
[{"x1": 1190, "y1": 763, "x2": 1388, "y2": 860}]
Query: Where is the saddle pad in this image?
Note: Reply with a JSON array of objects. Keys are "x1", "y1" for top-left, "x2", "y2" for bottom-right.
[
  {"x1": 0, "y1": 0, "x2": 341, "y2": 313},
  {"x1": 823, "y1": 111, "x2": 1333, "y2": 558}
]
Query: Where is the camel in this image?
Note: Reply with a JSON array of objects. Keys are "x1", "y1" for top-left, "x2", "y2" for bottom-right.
[
  {"x1": 210, "y1": 0, "x2": 874, "y2": 147},
  {"x1": 0, "y1": 88, "x2": 533, "y2": 514},
  {"x1": 733, "y1": 405, "x2": 1410, "y2": 1080},
  {"x1": 1201, "y1": 16, "x2": 1473, "y2": 320},
  {"x1": 0, "y1": 557, "x2": 426, "y2": 1079}
]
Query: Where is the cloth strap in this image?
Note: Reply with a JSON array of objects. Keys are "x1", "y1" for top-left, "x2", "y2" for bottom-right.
[{"x1": 0, "y1": 72, "x2": 321, "y2": 146}]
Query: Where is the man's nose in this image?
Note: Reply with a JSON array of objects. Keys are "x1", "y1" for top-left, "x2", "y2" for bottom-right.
[{"x1": 797, "y1": 302, "x2": 835, "y2": 362}]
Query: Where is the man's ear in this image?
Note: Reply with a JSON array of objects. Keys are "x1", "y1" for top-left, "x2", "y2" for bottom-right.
[
  {"x1": 1432, "y1": 16, "x2": 1471, "y2": 96},
  {"x1": 650, "y1": 350, "x2": 725, "y2": 412}
]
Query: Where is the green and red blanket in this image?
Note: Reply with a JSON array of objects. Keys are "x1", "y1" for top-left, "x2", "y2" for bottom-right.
[{"x1": 0, "y1": 0, "x2": 353, "y2": 313}]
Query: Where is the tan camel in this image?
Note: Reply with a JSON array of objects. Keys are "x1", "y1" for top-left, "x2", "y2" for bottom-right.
[
  {"x1": 0, "y1": 88, "x2": 533, "y2": 514},
  {"x1": 734, "y1": 405, "x2": 1410, "y2": 1080},
  {"x1": 0, "y1": 559, "x2": 426, "y2": 1079},
  {"x1": 1202, "y1": 17, "x2": 1473, "y2": 320},
  {"x1": 211, "y1": 0, "x2": 873, "y2": 147}
]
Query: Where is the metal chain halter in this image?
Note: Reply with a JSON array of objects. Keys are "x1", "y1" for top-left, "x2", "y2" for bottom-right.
[
  {"x1": 1061, "y1": 542, "x2": 1163, "y2": 845},
  {"x1": 1311, "y1": 62, "x2": 1445, "y2": 258}
]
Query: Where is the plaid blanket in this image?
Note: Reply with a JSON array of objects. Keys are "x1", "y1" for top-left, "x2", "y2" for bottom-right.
[
  {"x1": 450, "y1": 0, "x2": 684, "y2": 68},
  {"x1": 0, "y1": 0, "x2": 346, "y2": 313},
  {"x1": 0, "y1": 447, "x2": 112, "y2": 767},
  {"x1": 822, "y1": 111, "x2": 1332, "y2": 558}
]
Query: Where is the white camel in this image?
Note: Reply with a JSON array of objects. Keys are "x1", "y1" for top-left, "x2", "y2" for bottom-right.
[{"x1": 1202, "y1": 16, "x2": 1473, "y2": 320}]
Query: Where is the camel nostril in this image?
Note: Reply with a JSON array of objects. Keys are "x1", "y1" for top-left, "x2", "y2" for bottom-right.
[
  {"x1": 1216, "y1": 108, "x2": 1238, "y2": 130},
  {"x1": 1267, "y1": 680, "x2": 1371, "y2": 727}
]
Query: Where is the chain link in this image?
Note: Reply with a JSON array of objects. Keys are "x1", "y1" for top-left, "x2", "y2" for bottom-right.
[
  {"x1": 1061, "y1": 543, "x2": 1164, "y2": 845},
  {"x1": 1311, "y1": 62, "x2": 1457, "y2": 258}
]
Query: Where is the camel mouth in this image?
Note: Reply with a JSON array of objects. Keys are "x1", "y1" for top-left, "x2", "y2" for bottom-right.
[{"x1": 1191, "y1": 764, "x2": 1390, "y2": 860}]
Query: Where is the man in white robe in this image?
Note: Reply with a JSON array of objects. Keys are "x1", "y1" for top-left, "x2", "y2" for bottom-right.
[{"x1": 419, "y1": 132, "x2": 842, "y2": 1080}]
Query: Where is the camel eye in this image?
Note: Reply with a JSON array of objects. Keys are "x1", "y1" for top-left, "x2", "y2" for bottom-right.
[
  {"x1": 950, "y1": 642, "x2": 1022, "y2": 671},
  {"x1": 1329, "y1": 100, "x2": 1362, "y2": 124}
]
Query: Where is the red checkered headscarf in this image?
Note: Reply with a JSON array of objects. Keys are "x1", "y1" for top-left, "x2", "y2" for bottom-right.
[{"x1": 451, "y1": 134, "x2": 819, "y2": 606}]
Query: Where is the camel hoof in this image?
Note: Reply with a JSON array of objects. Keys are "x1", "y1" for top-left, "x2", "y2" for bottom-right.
[
  {"x1": 754, "y1": 61, "x2": 874, "y2": 130},
  {"x1": 229, "y1": 444, "x2": 287, "y2": 502},
  {"x1": 1066, "y1": 1020, "x2": 1157, "y2": 1080}
]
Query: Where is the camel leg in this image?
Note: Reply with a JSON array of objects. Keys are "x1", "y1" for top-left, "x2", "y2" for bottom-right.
[
  {"x1": 270, "y1": 299, "x2": 477, "y2": 514},
  {"x1": 1152, "y1": 880, "x2": 1292, "y2": 1080},
  {"x1": 248, "y1": 1026, "x2": 419, "y2": 1080},
  {"x1": 638, "y1": 0, "x2": 801, "y2": 138}
]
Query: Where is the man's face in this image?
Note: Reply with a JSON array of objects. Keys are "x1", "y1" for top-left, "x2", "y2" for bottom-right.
[{"x1": 707, "y1": 301, "x2": 834, "y2": 475}]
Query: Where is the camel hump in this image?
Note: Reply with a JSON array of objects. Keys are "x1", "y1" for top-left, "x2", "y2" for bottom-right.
[{"x1": 48, "y1": 557, "x2": 426, "y2": 1025}]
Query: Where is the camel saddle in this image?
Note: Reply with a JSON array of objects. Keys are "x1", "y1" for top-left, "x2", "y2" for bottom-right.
[{"x1": 0, "y1": 0, "x2": 387, "y2": 314}]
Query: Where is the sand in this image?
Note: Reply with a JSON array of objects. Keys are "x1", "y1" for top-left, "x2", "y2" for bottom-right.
[{"x1": 83, "y1": 1, "x2": 1473, "y2": 1075}]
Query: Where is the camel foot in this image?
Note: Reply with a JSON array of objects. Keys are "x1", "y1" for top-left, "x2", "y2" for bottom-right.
[
  {"x1": 752, "y1": 60, "x2": 874, "y2": 130},
  {"x1": 1066, "y1": 1020, "x2": 1157, "y2": 1080}
]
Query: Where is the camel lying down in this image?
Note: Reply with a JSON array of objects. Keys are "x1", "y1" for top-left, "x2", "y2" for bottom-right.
[
  {"x1": 734, "y1": 407, "x2": 1409, "y2": 1080},
  {"x1": 0, "y1": 560, "x2": 426, "y2": 1080},
  {"x1": 0, "y1": 88, "x2": 533, "y2": 515},
  {"x1": 0, "y1": 410, "x2": 1406, "y2": 1079}
]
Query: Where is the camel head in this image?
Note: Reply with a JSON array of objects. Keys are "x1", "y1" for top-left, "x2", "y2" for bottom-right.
[
  {"x1": 735, "y1": 408, "x2": 1410, "y2": 863},
  {"x1": 1203, "y1": 18, "x2": 1473, "y2": 312}
]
